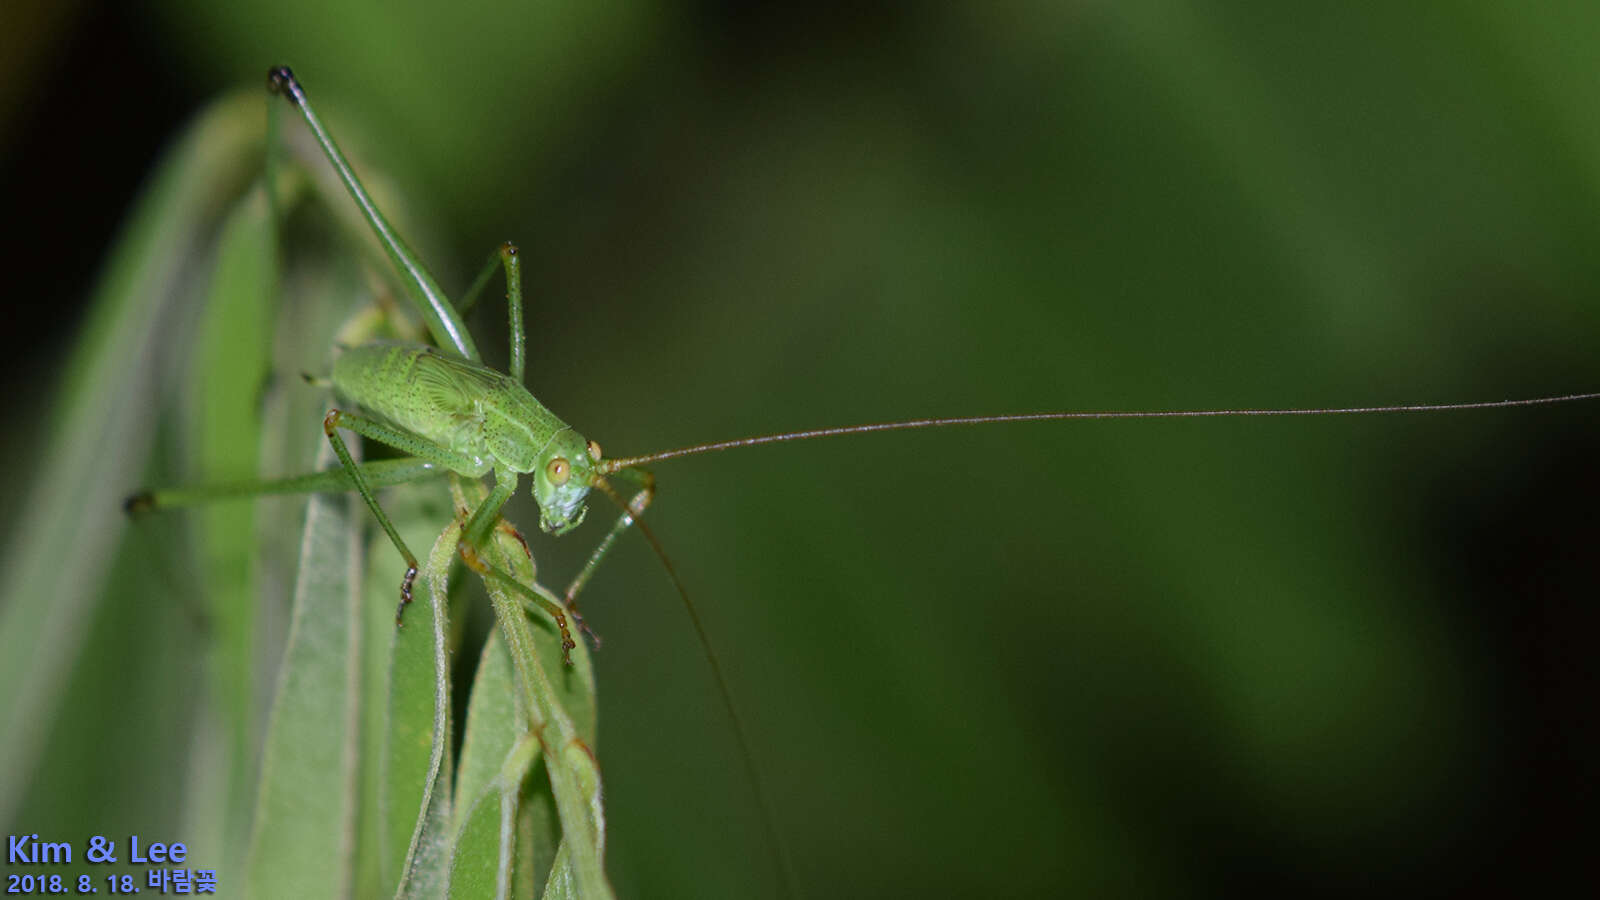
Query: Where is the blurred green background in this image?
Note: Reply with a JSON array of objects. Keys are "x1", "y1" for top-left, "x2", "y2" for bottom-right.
[{"x1": 3, "y1": 1, "x2": 1597, "y2": 896}]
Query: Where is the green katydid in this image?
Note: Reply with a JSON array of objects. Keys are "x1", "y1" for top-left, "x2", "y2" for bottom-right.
[
  {"x1": 121, "y1": 66, "x2": 1600, "y2": 896},
  {"x1": 128, "y1": 67, "x2": 1600, "y2": 652}
]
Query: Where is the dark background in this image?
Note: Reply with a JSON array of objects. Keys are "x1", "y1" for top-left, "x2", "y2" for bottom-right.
[{"x1": 3, "y1": 1, "x2": 1597, "y2": 896}]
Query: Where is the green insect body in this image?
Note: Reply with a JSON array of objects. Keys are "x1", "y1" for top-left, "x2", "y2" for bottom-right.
[
  {"x1": 330, "y1": 342, "x2": 598, "y2": 535},
  {"x1": 128, "y1": 67, "x2": 659, "y2": 668}
]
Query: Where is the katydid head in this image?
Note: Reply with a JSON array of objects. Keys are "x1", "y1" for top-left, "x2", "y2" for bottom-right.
[{"x1": 532, "y1": 430, "x2": 602, "y2": 535}]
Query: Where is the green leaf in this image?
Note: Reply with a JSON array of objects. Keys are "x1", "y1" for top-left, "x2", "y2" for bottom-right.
[
  {"x1": 515, "y1": 765, "x2": 559, "y2": 899},
  {"x1": 455, "y1": 633, "x2": 526, "y2": 831},
  {"x1": 538, "y1": 842, "x2": 577, "y2": 900},
  {"x1": 448, "y1": 477, "x2": 607, "y2": 898},
  {"x1": 449, "y1": 787, "x2": 510, "y2": 899},
  {"x1": 449, "y1": 632, "x2": 525, "y2": 900},
  {"x1": 448, "y1": 734, "x2": 540, "y2": 900},
  {"x1": 385, "y1": 520, "x2": 459, "y2": 899},
  {"x1": 240, "y1": 436, "x2": 363, "y2": 898},
  {"x1": 1, "y1": 73, "x2": 619, "y2": 897},
  {"x1": 475, "y1": 525, "x2": 608, "y2": 898},
  {"x1": 0, "y1": 91, "x2": 264, "y2": 826},
  {"x1": 188, "y1": 179, "x2": 279, "y2": 873}
]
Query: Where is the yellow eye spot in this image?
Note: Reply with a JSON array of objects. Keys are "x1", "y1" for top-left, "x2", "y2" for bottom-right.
[
  {"x1": 546, "y1": 457, "x2": 571, "y2": 485},
  {"x1": 586, "y1": 440, "x2": 602, "y2": 461}
]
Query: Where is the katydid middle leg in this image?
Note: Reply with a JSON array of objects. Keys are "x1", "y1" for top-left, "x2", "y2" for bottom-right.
[
  {"x1": 321, "y1": 404, "x2": 519, "y2": 624},
  {"x1": 321, "y1": 408, "x2": 486, "y2": 622},
  {"x1": 456, "y1": 242, "x2": 526, "y2": 383},
  {"x1": 561, "y1": 466, "x2": 657, "y2": 647}
]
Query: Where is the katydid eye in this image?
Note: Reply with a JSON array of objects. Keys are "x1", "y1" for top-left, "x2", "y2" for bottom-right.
[
  {"x1": 586, "y1": 440, "x2": 602, "y2": 462},
  {"x1": 546, "y1": 457, "x2": 571, "y2": 485}
]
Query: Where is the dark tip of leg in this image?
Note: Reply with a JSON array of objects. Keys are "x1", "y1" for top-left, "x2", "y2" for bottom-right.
[
  {"x1": 458, "y1": 542, "x2": 489, "y2": 575},
  {"x1": 395, "y1": 565, "x2": 417, "y2": 625},
  {"x1": 123, "y1": 490, "x2": 154, "y2": 517},
  {"x1": 501, "y1": 241, "x2": 517, "y2": 256},
  {"x1": 569, "y1": 607, "x2": 602, "y2": 650},
  {"x1": 499, "y1": 521, "x2": 533, "y2": 560},
  {"x1": 267, "y1": 66, "x2": 294, "y2": 92},
  {"x1": 552, "y1": 613, "x2": 576, "y2": 666},
  {"x1": 267, "y1": 66, "x2": 302, "y2": 104},
  {"x1": 566, "y1": 736, "x2": 598, "y2": 765}
]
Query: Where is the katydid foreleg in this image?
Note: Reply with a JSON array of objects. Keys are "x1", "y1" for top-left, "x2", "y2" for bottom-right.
[
  {"x1": 459, "y1": 466, "x2": 518, "y2": 548},
  {"x1": 454, "y1": 535, "x2": 578, "y2": 664},
  {"x1": 452, "y1": 462, "x2": 587, "y2": 660}
]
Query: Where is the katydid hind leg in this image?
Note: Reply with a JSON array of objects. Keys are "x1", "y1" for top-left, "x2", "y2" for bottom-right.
[
  {"x1": 122, "y1": 457, "x2": 440, "y2": 515},
  {"x1": 267, "y1": 65, "x2": 478, "y2": 362}
]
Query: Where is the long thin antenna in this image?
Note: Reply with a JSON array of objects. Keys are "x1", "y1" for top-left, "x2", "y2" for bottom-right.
[
  {"x1": 600, "y1": 392, "x2": 1600, "y2": 471},
  {"x1": 590, "y1": 479, "x2": 801, "y2": 898}
]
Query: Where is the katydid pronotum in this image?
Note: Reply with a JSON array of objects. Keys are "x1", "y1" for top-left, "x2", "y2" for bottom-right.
[{"x1": 122, "y1": 67, "x2": 1600, "y2": 894}]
